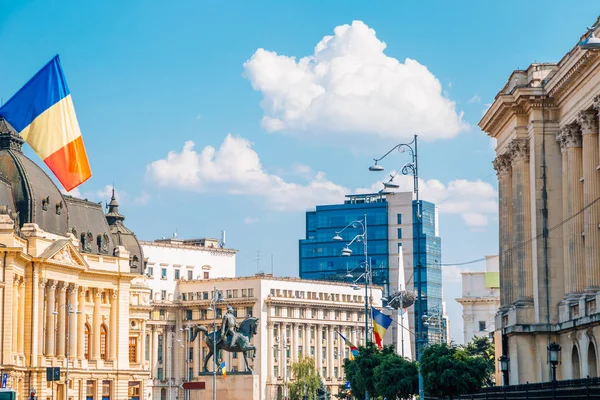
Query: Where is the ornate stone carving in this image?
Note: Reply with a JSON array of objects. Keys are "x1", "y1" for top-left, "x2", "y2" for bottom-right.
[
  {"x1": 97, "y1": 233, "x2": 109, "y2": 254},
  {"x1": 39, "y1": 278, "x2": 48, "y2": 290},
  {"x1": 492, "y1": 154, "x2": 511, "y2": 176},
  {"x1": 69, "y1": 283, "x2": 79, "y2": 294},
  {"x1": 41, "y1": 196, "x2": 49, "y2": 211},
  {"x1": 111, "y1": 289, "x2": 119, "y2": 300},
  {"x1": 58, "y1": 281, "x2": 69, "y2": 292},
  {"x1": 577, "y1": 110, "x2": 598, "y2": 135},
  {"x1": 557, "y1": 124, "x2": 582, "y2": 149},
  {"x1": 81, "y1": 231, "x2": 93, "y2": 252},
  {"x1": 593, "y1": 95, "x2": 600, "y2": 112},
  {"x1": 508, "y1": 139, "x2": 530, "y2": 162},
  {"x1": 54, "y1": 247, "x2": 75, "y2": 265},
  {"x1": 71, "y1": 227, "x2": 77, "y2": 237},
  {"x1": 48, "y1": 279, "x2": 58, "y2": 291},
  {"x1": 55, "y1": 201, "x2": 63, "y2": 215}
]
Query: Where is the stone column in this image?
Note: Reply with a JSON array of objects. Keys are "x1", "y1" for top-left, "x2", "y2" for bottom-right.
[
  {"x1": 77, "y1": 288, "x2": 86, "y2": 360},
  {"x1": 18, "y1": 278, "x2": 25, "y2": 354},
  {"x1": 56, "y1": 282, "x2": 67, "y2": 358},
  {"x1": 109, "y1": 290, "x2": 118, "y2": 361},
  {"x1": 92, "y1": 289, "x2": 102, "y2": 360},
  {"x1": 316, "y1": 325, "x2": 323, "y2": 375},
  {"x1": 557, "y1": 133, "x2": 571, "y2": 298},
  {"x1": 493, "y1": 153, "x2": 513, "y2": 308},
  {"x1": 267, "y1": 322, "x2": 274, "y2": 377},
  {"x1": 11, "y1": 277, "x2": 19, "y2": 354},
  {"x1": 152, "y1": 329, "x2": 159, "y2": 376},
  {"x1": 45, "y1": 280, "x2": 57, "y2": 356},
  {"x1": 509, "y1": 139, "x2": 534, "y2": 304},
  {"x1": 328, "y1": 325, "x2": 334, "y2": 379},
  {"x1": 141, "y1": 321, "x2": 146, "y2": 366},
  {"x1": 304, "y1": 325, "x2": 310, "y2": 359},
  {"x1": 68, "y1": 284, "x2": 78, "y2": 359},
  {"x1": 559, "y1": 125, "x2": 586, "y2": 295},
  {"x1": 291, "y1": 323, "x2": 298, "y2": 362},
  {"x1": 38, "y1": 279, "x2": 47, "y2": 358}
]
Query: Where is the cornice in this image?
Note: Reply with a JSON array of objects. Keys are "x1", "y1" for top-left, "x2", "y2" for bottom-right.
[{"x1": 547, "y1": 50, "x2": 599, "y2": 99}]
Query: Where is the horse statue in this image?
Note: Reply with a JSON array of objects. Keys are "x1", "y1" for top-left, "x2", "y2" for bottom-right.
[{"x1": 190, "y1": 316, "x2": 259, "y2": 373}]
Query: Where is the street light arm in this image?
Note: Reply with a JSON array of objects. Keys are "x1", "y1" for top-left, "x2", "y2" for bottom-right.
[
  {"x1": 372, "y1": 140, "x2": 416, "y2": 163},
  {"x1": 335, "y1": 219, "x2": 366, "y2": 236}
]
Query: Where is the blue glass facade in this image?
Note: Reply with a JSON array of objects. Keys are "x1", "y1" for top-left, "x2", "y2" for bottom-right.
[{"x1": 299, "y1": 198, "x2": 390, "y2": 285}]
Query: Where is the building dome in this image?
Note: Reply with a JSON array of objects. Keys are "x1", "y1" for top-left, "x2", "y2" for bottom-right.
[{"x1": 0, "y1": 118, "x2": 69, "y2": 235}]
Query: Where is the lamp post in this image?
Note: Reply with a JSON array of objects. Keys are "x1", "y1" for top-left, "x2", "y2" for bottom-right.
[
  {"x1": 207, "y1": 287, "x2": 223, "y2": 400},
  {"x1": 333, "y1": 215, "x2": 369, "y2": 400},
  {"x1": 53, "y1": 303, "x2": 81, "y2": 400},
  {"x1": 369, "y1": 134, "x2": 423, "y2": 399},
  {"x1": 548, "y1": 342, "x2": 562, "y2": 383},
  {"x1": 498, "y1": 355, "x2": 509, "y2": 386},
  {"x1": 579, "y1": 24, "x2": 600, "y2": 49}
]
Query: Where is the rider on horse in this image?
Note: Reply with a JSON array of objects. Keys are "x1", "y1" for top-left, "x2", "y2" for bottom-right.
[{"x1": 219, "y1": 306, "x2": 240, "y2": 347}]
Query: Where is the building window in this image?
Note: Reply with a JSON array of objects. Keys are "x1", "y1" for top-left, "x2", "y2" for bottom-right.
[
  {"x1": 188, "y1": 270, "x2": 193, "y2": 280},
  {"x1": 204, "y1": 271, "x2": 209, "y2": 279},
  {"x1": 397, "y1": 228, "x2": 402, "y2": 239},
  {"x1": 242, "y1": 289, "x2": 248, "y2": 297},
  {"x1": 274, "y1": 307, "x2": 280, "y2": 316},
  {"x1": 479, "y1": 321, "x2": 486, "y2": 332},
  {"x1": 322, "y1": 348, "x2": 326, "y2": 359},
  {"x1": 226, "y1": 290, "x2": 232, "y2": 298},
  {"x1": 145, "y1": 335, "x2": 150, "y2": 361},
  {"x1": 248, "y1": 288, "x2": 254, "y2": 297},
  {"x1": 129, "y1": 337, "x2": 137, "y2": 363},
  {"x1": 298, "y1": 346, "x2": 303, "y2": 358},
  {"x1": 86, "y1": 380, "x2": 95, "y2": 400},
  {"x1": 158, "y1": 335, "x2": 163, "y2": 362},
  {"x1": 147, "y1": 266, "x2": 153, "y2": 276},
  {"x1": 174, "y1": 269, "x2": 180, "y2": 280},
  {"x1": 217, "y1": 308, "x2": 223, "y2": 318},
  {"x1": 322, "y1": 367, "x2": 327, "y2": 377},
  {"x1": 298, "y1": 329, "x2": 303, "y2": 339},
  {"x1": 201, "y1": 309, "x2": 208, "y2": 319},
  {"x1": 232, "y1": 289, "x2": 238, "y2": 298},
  {"x1": 310, "y1": 328, "x2": 315, "y2": 340},
  {"x1": 322, "y1": 330, "x2": 326, "y2": 340},
  {"x1": 84, "y1": 323, "x2": 91, "y2": 360},
  {"x1": 159, "y1": 309, "x2": 166, "y2": 320},
  {"x1": 274, "y1": 366, "x2": 279, "y2": 378},
  {"x1": 246, "y1": 306, "x2": 253, "y2": 317},
  {"x1": 397, "y1": 214, "x2": 402, "y2": 224},
  {"x1": 100, "y1": 324, "x2": 108, "y2": 360},
  {"x1": 188, "y1": 347, "x2": 194, "y2": 361},
  {"x1": 182, "y1": 293, "x2": 187, "y2": 301},
  {"x1": 185, "y1": 309, "x2": 193, "y2": 320},
  {"x1": 161, "y1": 291, "x2": 166, "y2": 301},
  {"x1": 334, "y1": 367, "x2": 339, "y2": 378},
  {"x1": 128, "y1": 382, "x2": 141, "y2": 400},
  {"x1": 157, "y1": 367, "x2": 163, "y2": 381},
  {"x1": 102, "y1": 380, "x2": 111, "y2": 400},
  {"x1": 203, "y1": 291, "x2": 209, "y2": 300},
  {"x1": 310, "y1": 346, "x2": 315, "y2": 356},
  {"x1": 188, "y1": 367, "x2": 193, "y2": 381},
  {"x1": 161, "y1": 268, "x2": 167, "y2": 279}
]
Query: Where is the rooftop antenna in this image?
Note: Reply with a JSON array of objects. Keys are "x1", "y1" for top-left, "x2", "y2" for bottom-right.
[
  {"x1": 255, "y1": 250, "x2": 261, "y2": 273},
  {"x1": 173, "y1": 229, "x2": 178, "y2": 239},
  {"x1": 220, "y1": 230, "x2": 226, "y2": 248}
]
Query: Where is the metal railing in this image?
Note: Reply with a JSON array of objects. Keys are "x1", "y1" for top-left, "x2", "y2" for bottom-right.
[{"x1": 424, "y1": 377, "x2": 600, "y2": 400}]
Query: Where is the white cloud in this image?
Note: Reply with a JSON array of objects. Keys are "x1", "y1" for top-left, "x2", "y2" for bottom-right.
[
  {"x1": 468, "y1": 95, "x2": 481, "y2": 104},
  {"x1": 146, "y1": 135, "x2": 348, "y2": 211},
  {"x1": 134, "y1": 191, "x2": 152, "y2": 205},
  {"x1": 244, "y1": 20, "x2": 467, "y2": 141},
  {"x1": 244, "y1": 217, "x2": 260, "y2": 225},
  {"x1": 147, "y1": 135, "x2": 497, "y2": 227}
]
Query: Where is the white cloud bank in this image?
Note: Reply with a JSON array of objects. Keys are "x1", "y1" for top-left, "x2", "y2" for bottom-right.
[
  {"x1": 243, "y1": 20, "x2": 467, "y2": 141},
  {"x1": 146, "y1": 135, "x2": 497, "y2": 228}
]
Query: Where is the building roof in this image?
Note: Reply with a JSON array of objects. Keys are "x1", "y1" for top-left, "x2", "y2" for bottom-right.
[{"x1": 0, "y1": 118, "x2": 144, "y2": 274}]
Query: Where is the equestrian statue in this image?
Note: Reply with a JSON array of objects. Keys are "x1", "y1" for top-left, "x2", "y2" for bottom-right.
[{"x1": 190, "y1": 306, "x2": 259, "y2": 373}]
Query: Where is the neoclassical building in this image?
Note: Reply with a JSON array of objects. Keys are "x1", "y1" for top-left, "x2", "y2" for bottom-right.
[
  {"x1": 480, "y1": 17, "x2": 600, "y2": 384},
  {"x1": 147, "y1": 274, "x2": 381, "y2": 400},
  {"x1": 0, "y1": 118, "x2": 152, "y2": 399}
]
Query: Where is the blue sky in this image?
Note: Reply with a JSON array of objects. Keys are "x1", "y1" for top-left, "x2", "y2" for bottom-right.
[{"x1": 1, "y1": 0, "x2": 597, "y2": 343}]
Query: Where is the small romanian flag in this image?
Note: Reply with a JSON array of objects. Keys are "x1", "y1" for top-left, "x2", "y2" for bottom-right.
[
  {"x1": 372, "y1": 307, "x2": 393, "y2": 349},
  {"x1": 0, "y1": 55, "x2": 91, "y2": 191},
  {"x1": 220, "y1": 361, "x2": 226, "y2": 378},
  {"x1": 337, "y1": 331, "x2": 359, "y2": 360}
]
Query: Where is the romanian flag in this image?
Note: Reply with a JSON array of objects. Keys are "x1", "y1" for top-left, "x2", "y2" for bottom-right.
[
  {"x1": 0, "y1": 55, "x2": 91, "y2": 191},
  {"x1": 337, "y1": 331, "x2": 359, "y2": 360},
  {"x1": 372, "y1": 307, "x2": 393, "y2": 349},
  {"x1": 220, "y1": 361, "x2": 226, "y2": 378}
]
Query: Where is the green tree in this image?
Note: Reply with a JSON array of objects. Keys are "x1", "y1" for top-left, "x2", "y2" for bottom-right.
[
  {"x1": 374, "y1": 353, "x2": 419, "y2": 400},
  {"x1": 334, "y1": 384, "x2": 351, "y2": 399},
  {"x1": 420, "y1": 343, "x2": 489, "y2": 399},
  {"x1": 464, "y1": 336, "x2": 495, "y2": 387},
  {"x1": 343, "y1": 342, "x2": 386, "y2": 399},
  {"x1": 288, "y1": 356, "x2": 321, "y2": 400}
]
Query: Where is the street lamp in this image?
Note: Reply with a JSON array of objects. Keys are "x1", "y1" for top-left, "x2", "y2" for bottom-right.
[
  {"x1": 548, "y1": 342, "x2": 562, "y2": 383},
  {"x1": 207, "y1": 287, "x2": 224, "y2": 400},
  {"x1": 53, "y1": 303, "x2": 81, "y2": 400},
  {"x1": 332, "y1": 215, "x2": 370, "y2": 400},
  {"x1": 498, "y1": 355, "x2": 509, "y2": 386},
  {"x1": 579, "y1": 25, "x2": 600, "y2": 49},
  {"x1": 369, "y1": 134, "x2": 423, "y2": 399}
]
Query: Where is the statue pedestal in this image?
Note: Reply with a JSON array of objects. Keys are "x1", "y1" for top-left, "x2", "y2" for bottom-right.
[{"x1": 192, "y1": 372, "x2": 259, "y2": 400}]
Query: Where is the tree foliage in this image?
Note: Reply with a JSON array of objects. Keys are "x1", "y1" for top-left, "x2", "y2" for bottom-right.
[
  {"x1": 420, "y1": 342, "x2": 489, "y2": 399},
  {"x1": 343, "y1": 342, "x2": 418, "y2": 400},
  {"x1": 288, "y1": 357, "x2": 321, "y2": 400},
  {"x1": 464, "y1": 336, "x2": 495, "y2": 387}
]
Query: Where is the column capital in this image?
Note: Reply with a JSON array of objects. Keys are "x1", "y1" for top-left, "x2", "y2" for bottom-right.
[
  {"x1": 111, "y1": 289, "x2": 119, "y2": 300},
  {"x1": 557, "y1": 124, "x2": 582, "y2": 149},
  {"x1": 507, "y1": 139, "x2": 530, "y2": 162},
  {"x1": 592, "y1": 95, "x2": 600, "y2": 112},
  {"x1": 94, "y1": 288, "x2": 103, "y2": 298},
  {"x1": 492, "y1": 153, "x2": 511, "y2": 176},
  {"x1": 39, "y1": 278, "x2": 48, "y2": 289},
  {"x1": 47, "y1": 279, "x2": 58, "y2": 291},
  {"x1": 58, "y1": 281, "x2": 69, "y2": 292},
  {"x1": 577, "y1": 110, "x2": 599, "y2": 135},
  {"x1": 69, "y1": 283, "x2": 79, "y2": 294}
]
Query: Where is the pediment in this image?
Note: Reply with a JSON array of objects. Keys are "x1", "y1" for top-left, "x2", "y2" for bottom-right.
[{"x1": 39, "y1": 239, "x2": 89, "y2": 269}]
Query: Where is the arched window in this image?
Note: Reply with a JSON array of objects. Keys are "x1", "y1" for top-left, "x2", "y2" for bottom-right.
[
  {"x1": 100, "y1": 324, "x2": 108, "y2": 360},
  {"x1": 589, "y1": 342, "x2": 598, "y2": 377},
  {"x1": 572, "y1": 345, "x2": 581, "y2": 379},
  {"x1": 84, "y1": 323, "x2": 91, "y2": 360},
  {"x1": 160, "y1": 388, "x2": 166, "y2": 400}
]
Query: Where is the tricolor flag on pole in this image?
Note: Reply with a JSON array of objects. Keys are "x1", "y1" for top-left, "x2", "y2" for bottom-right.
[
  {"x1": 372, "y1": 307, "x2": 393, "y2": 349},
  {"x1": 336, "y1": 331, "x2": 359, "y2": 360},
  {"x1": 220, "y1": 361, "x2": 226, "y2": 378},
  {"x1": 0, "y1": 55, "x2": 91, "y2": 191}
]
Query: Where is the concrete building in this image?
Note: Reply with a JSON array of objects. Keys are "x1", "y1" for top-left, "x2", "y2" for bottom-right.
[
  {"x1": 456, "y1": 256, "x2": 500, "y2": 344},
  {"x1": 299, "y1": 191, "x2": 444, "y2": 356},
  {"x1": 480, "y1": 17, "x2": 600, "y2": 384},
  {"x1": 0, "y1": 118, "x2": 151, "y2": 399},
  {"x1": 148, "y1": 274, "x2": 382, "y2": 400}
]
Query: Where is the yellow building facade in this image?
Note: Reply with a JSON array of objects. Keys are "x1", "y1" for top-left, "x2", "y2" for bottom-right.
[
  {"x1": 481, "y1": 18, "x2": 600, "y2": 384},
  {"x1": 0, "y1": 118, "x2": 151, "y2": 399}
]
